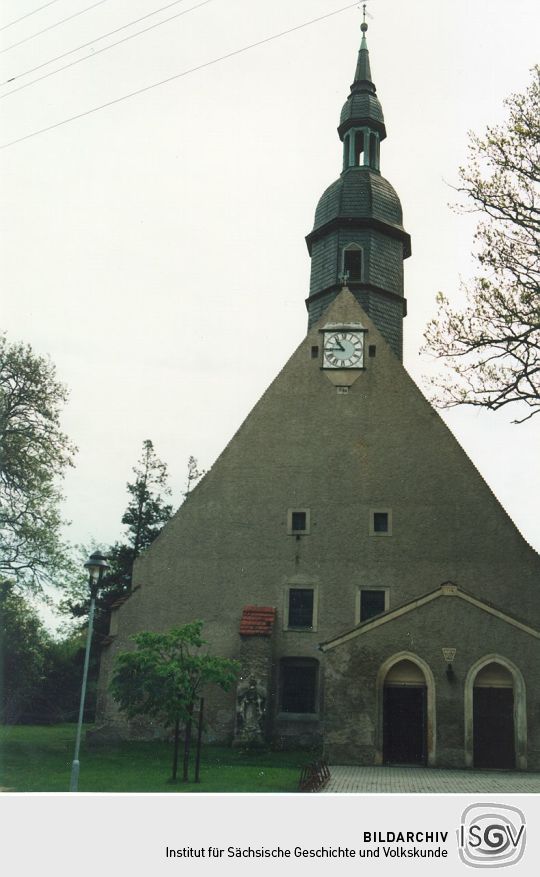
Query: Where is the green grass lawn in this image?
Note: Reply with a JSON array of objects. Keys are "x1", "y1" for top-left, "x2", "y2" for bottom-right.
[{"x1": 0, "y1": 725, "x2": 316, "y2": 793}]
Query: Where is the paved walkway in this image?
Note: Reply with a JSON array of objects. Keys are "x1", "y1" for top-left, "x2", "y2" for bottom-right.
[{"x1": 323, "y1": 765, "x2": 540, "y2": 794}]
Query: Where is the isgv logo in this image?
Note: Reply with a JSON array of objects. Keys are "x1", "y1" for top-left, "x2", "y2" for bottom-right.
[{"x1": 458, "y1": 803, "x2": 526, "y2": 868}]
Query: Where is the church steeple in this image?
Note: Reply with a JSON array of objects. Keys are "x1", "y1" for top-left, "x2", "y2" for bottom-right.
[
  {"x1": 340, "y1": 16, "x2": 385, "y2": 172},
  {"x1": 305, "y1": 16, "x2": 411, "y2": 360},
  {"x1": 353, "y1": 17, "x2": 374, "y2": 91},
  {"x1": 339, "y1": 18, "x2": 384, "y2": 173}
]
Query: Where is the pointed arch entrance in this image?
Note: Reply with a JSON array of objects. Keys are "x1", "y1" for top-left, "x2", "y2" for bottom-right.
[
  {"x1": 376, "y1": 653, "x2": 436, "y2": 766},
  {"x1": 465, "y1": 656, "x2": 527, "y2": 770}
]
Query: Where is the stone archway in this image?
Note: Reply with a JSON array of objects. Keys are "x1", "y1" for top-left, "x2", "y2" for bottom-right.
[
  {"x1": 375, "y1": 652, "x2": 436, "y2": 767},
  {"x1": 464, "y1": 655, "x2": 527, "y2": 770}
]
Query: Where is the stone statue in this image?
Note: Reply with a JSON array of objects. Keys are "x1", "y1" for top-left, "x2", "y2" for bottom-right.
[{"x1": 235, "y1": 675, "x2": 266, "y2": 742}]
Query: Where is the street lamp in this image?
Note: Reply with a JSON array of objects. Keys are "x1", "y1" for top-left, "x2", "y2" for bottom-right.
[{"x1": 69, "y1": 550, "x2": 110, "y2": 792}]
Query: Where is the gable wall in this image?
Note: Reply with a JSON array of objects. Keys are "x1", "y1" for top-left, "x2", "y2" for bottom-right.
[{"x1": 96, "y1": 291, "x2": 540, "y2": 740}]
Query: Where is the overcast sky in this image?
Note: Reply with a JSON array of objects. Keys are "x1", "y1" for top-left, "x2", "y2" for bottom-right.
[{"x1": 1, "y1": 0, "x2": 539, "y2": 612}]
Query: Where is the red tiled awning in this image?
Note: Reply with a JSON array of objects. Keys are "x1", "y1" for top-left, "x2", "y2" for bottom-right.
[{"x1": 239, "y1": 605, "x2": 276, "y2": 636}]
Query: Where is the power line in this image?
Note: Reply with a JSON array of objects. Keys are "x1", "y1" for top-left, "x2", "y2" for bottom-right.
[
  {"x1": 1, "y1": 0, "x2": 213, "y2": 100},
  {"x1": 1, "y1": 0, "x2": 111, "y2": 54},
  {"x1": 2, "y1": 0, "x2": 191, "y2": 86},
  {"x1": 0, "y1": 0, "x2": 65, "y2": 33},
  {"x1": 1, "y1": 2, "x2": 359, "y2": 151}
]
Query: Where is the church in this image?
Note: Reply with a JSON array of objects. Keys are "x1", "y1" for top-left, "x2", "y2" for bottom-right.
[{"x1": 96, "y1": 20, "x2": 540, "y2": 771}]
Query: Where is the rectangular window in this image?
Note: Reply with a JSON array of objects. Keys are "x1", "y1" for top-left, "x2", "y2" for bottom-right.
[
  {"x1": 288, "y1": 588, "x2": 314, "y2": 629},
  {"x1": 287, "y1": 508, "x2": 310, "y2": 535},
  {"x1": 373, "y1": 512, "x2": 388, "y2": 532},
  {"x1": 360, "y1": 589, "x2": 386, "y2": 622},
  {"x1": 291, "y1": 511, "x2": 306, "y2": 532},
  {"x1": 356, "y1": 588, "x2": 389, "y2": 624},
  {"x1": 370, "y1": 509, "x2": 392, "y2": 536},
  {"x1": 344, "y1": 248, "x2": 362, "y2": 281},
  {"x1": 280, "y1": 659, "x2": 318, "y2": 713}
]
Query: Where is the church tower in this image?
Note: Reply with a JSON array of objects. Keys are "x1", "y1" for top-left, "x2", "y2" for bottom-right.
[{"x1": 306, "y1": 18, "x2": 411, "y2": 360}]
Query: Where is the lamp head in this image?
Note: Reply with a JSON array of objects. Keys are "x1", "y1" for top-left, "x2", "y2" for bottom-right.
[{"x1": 84, "y1": 551, "x2": 110, "y2": 585}]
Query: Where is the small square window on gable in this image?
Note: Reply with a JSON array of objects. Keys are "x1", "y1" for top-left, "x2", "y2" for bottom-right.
[
  {"x1": 292, "y1": 511, "x2": 306, "y2": 531},
  {"x1": 374, "y1": 512, "x2": 388, "y2": 532},
  {"x1": 287, "y1": 508, "x2": 310, "y2": 535},
  {"x1": 369, "y1": 508, "x2": 392, "y2": 536}
]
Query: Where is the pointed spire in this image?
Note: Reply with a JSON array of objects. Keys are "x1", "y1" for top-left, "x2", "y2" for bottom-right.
[{"x1": 352, "y1": 9, "x2": 376, "y2": 94}]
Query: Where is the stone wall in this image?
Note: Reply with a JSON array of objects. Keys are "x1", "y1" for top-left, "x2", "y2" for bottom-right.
[{"x1": 323, "y1": 593, "x2": 540, "y2": 769}]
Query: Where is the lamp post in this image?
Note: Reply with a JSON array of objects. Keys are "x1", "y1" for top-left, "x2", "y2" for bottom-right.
[{"x1": 69, "y1": 550, "x2": 110, "y2": 792}]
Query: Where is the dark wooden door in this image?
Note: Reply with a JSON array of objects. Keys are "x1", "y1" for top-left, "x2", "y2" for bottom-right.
[
  {"x1": 383, "y1": 685, "x2": 427, "y2": 765},
  {"x1": 473, "y1": 687, "x2": 515, "y2": 768}
]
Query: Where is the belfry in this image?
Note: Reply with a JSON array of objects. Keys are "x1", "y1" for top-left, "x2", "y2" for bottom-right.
[
  {"x1": 306, "y1": 18, "x2": 410, "y2": 359},
  {"x1": 95, "y1": 17, "x2": 540, "y2": 772}
]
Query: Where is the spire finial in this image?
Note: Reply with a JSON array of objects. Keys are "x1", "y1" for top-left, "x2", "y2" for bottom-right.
[
  {"x1": 352, "y1": 2, "x2": 373, "y2": 90},
  {"x1": 361, "y1": 3, "x2": 368, "y2": 33}
]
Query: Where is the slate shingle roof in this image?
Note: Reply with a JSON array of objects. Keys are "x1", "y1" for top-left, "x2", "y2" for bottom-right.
[
  {"x1": 340, "y1": 92, "x2": 385, "y2": 130},
  {"x1": 313, "y1": 169, "x2": 404, "y2": 231}
]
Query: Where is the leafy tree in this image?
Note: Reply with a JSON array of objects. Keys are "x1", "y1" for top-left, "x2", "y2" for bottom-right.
[
  {"x1": 424, "y1": 66, "x2": 540, "y2": 423},
  {"x1": 38, "y1": 633, "x2": 90, "y2": 723},
  {"x1": 0, "y1": 582, "x2": 47, "y2": 723},
  {"x1": 111, "y1": 622, "x2": 238, "y2": 782},
  {"x1": 0, "y1": 580, "x2": 89, "y2": 724},
  {"x1": 0, "y1": 335, "x2": 76, "y2": 589}
]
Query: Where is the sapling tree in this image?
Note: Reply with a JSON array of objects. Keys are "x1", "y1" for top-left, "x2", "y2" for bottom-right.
[{"x1": 110, "y1": 622, "x2": 238, "y2": 782}]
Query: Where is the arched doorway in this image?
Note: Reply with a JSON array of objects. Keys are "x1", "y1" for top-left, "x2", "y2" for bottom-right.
[
  {"x1": 465, "y1": 656, "x2": 527, "y2": 770},
  {"x1": 382, "y1": 659, "x2": 427, "y2": 765},
  {"x1": 473, "y1": 662, "x2": 514, "y2": 768}
]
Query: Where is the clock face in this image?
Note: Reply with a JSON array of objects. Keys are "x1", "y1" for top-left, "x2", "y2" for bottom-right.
[{"x1": 323, "y1": 330, "x2": 364, "y2": 369}]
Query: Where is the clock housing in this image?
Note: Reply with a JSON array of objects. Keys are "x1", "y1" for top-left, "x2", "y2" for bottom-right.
[{"x1": 321, "y1": 323, "x2": 366, "y2": 370}]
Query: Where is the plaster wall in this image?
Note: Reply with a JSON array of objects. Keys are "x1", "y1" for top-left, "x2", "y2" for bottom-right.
[{"x1": 96, "y1": 291, "x2": 540, "y2": 751}]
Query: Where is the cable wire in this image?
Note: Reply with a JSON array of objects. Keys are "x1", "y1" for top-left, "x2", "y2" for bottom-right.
[
  {"x1": 0, "y1": 0, "x2": 65, "y2": 33},
  {"x1": 1, "y1": 3, "x2": 358, "y2": 151},
  {"x1": 1, "y1": 0, "x2": 111, "y2": 54},
  {"x1": 2, "y1": 0, "x2": 190, "y2": 86},
  {"x1": 1, "y1": 0, "x2": 213, "y2": 100}
]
